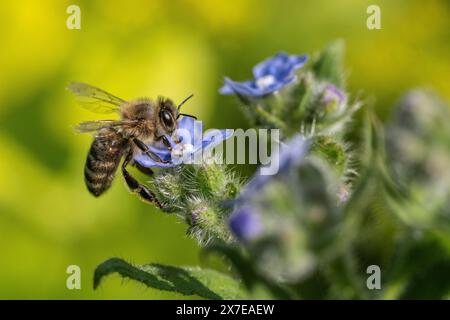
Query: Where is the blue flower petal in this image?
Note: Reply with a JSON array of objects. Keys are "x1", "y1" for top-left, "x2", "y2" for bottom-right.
[
  {"x1": 178, "y1": 116, "x2": 195, "y2": 136},
  {"x1": 262, "y1": 75, "x2": 297, "y2": 94},
  {"x1": 218, "y1": 83, "x2": 234, "y2": 95},
  {"x1": 221, "y1": 76, "x2": 297, "y2": 97},
  {"x1": 220, "y1": 77, "x2": 262, "y2": 96},
  {"x1": 252, "y1": 52, "x2": 288, "y2": 79},
  {"x1": 252, "y1": 53, "x2": 308, "y2": 80},
  {"x1": 133, "y1": 117, "x2": 233, "y2": 168},
  {"x1": 220, "y1": 52, "x2": 308, "y2": 97},
  {"x1": 202, "y1": 129, "x2": 234, "y2": 150},
  {"x1": 237, "y1": 134, "x2": 310, "y2": 201},
  {"x1": 229, "y1": 207, "x2": 263, "y2": 242},
  {"x1": 134, "y1": 152, "x2": 175, "y2": 168}
]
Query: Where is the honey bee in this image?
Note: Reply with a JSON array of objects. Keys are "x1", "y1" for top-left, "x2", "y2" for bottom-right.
[{"x1": 68, "y1": 82, "x2": 195, "y2": 207}]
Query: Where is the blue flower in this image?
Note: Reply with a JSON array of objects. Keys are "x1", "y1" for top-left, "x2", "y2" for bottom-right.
[
  {"x1": 239, "y1": 134, "x2": 310, "y2": 200},
  {"x1": 228, "y1": 206, "x2": 263, "y2": 242},
  {"x1": 134, "y1": 117, "x2": 233, "y2": 168},
  {"x1": 219, "y1": 52, "x2": 308, "y2": 97}
]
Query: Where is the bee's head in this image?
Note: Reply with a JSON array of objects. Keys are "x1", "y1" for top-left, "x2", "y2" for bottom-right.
[
  {"x1": 157, "y1": 95, "x2": 197, "y2": 135},
  {"x1": 157, "y1": 98, "x2": 178, "y2": 135}
]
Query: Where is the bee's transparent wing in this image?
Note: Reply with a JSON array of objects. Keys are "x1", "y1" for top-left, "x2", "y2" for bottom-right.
[
  {"x1": 67, "y1": 82, "x2": 127, "y2": 114},
  {"x1": 74, "y1": 120, "x2": 136, "y2": 133}
]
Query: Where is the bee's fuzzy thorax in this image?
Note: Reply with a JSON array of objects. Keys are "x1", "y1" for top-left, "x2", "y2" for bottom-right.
[
  {"x1": 119, "y1": 98, "x2": 157, "y2": 139},
  {"x1": 121, "y1": 98, "x2": 154, "y2": 121}
]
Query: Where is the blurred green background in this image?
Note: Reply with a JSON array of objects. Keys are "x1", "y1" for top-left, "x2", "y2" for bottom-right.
[{"x1": 0, "y1": 0, "x2": 449, "y2": 299}]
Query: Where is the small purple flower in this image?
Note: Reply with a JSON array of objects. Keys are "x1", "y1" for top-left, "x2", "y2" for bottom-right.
[
  {"x1": 134, "y1": 117, "x2": 233, "y2": 168},
  {"x1": 219, "y1": 52, "x2": 308, "y2": 97},
  {"x1": 322, "y1": 84, "x2": 346, "y2": 107},
  {"x1": 229, "y1": 207, "x2": 263, "y2": 242}
]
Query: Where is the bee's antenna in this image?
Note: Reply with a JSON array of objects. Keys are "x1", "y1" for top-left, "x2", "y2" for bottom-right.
[
  {"x1": 178, "y1": 113, "x2": 197, "y2": 120},
  {"x1": 177, "y1": 94, "x2": 194, "y2": 112}
]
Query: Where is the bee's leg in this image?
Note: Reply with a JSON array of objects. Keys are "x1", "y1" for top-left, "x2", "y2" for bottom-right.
[
  {"x1": 157, "y1": 135, "x2": 173, "y2": 151},
  {"x1": 133, "y1": 161, "x2": 154, "y2": 176},
  {"x1": 132, "y1": 138, "x2": 170, "y2": 164},
  {"x1": 122, "y1": 153, "x2": 162, "y2": 208}
]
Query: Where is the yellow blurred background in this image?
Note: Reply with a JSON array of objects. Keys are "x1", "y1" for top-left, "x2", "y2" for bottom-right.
[{"x1": 0, "y1": 0, "x2": 448, "y2": 299}]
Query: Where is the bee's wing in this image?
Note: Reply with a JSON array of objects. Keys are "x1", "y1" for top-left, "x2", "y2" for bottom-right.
[
  {"x1": 74, "y1": 120, "x2": 136, "y2": 133},
  {"x1": 67, "y1": 82, "x2": 127, "y2": 114}
]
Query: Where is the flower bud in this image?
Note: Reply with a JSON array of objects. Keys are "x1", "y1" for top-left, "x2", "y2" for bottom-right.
[{"x1": 385, "y1": 90, "x2": 450, "y2": 228}]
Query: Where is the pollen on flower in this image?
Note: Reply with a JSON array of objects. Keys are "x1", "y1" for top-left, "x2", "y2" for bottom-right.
[
  {"x1": 172, "y1": 143, "x2": 194, "y2": 158},
  {"x1": 134, "y1": 116, "x2": 231, "y2": 168},
  {"x1": 256, "y1": 75, "x2": 276, "y2": 90}
]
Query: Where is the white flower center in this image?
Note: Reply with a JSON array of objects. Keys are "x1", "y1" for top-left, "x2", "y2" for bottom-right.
[
  {"x1": 256, "y1": 75, "x2": 276, "y2": 89},
  {"x1": 172, "y1": 143, "x2": 194, "y2": 158}
]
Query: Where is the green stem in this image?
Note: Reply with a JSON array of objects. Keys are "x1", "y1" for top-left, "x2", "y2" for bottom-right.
[{"x1": 254, "y1": 104, "x2": 288, "y2": 131}]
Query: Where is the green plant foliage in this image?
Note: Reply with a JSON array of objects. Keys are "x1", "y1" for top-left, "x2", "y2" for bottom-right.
[
  {"x1": 1, "y1": 0, "x2": 449, "y2": 300},
  {"x1": 92, "y1": 42, "x2": 450, "y2": 300},
  {"x1": 312, "y1": 40, "x2": 346, "y2": 88},
  {"x1": 94, "y1": 258, "x2": 246, "y2": 300}
]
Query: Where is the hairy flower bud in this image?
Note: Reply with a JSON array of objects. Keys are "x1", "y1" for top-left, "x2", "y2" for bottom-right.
[{"x1": 385, "y1": 90, "x2": 450, "y2": 229}]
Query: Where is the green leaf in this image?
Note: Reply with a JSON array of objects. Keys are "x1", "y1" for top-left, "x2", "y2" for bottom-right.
[
  {"x1": 385, "y1": 231, "x2": 450, "y2": 299},
  {"x1": 312, "y1": 40, "x2": 345, "y2": 88},
  {"x1": 399, "y1": 258, "x2": 450, "y2": 299},
  {"x1": 94, "y1": 258, "x2": 246, "y2": 300},
  {"x1": 290, "y1": 73, "x2": 314, "y2": 128},
  {"x1": 310, "y1": 135, "x2": 347, "y2": 177}
]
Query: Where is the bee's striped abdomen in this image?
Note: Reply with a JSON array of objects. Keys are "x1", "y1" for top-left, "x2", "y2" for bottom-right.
[{"x1": 84, "y1": 129, "x2": 127, "y2": 197}]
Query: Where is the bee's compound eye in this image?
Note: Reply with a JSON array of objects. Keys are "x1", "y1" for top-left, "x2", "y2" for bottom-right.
[{"x1": 162, "y1": 110, "x2": 174, "y2": 128}]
